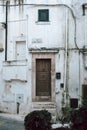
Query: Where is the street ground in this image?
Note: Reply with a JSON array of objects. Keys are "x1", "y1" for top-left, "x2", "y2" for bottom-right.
[
  {"x1": 0, "y1": 113, "x2": 69, "y2": 130},
  {"x1": 0, "y1": 115, "x2": 25, "y2": 130}
]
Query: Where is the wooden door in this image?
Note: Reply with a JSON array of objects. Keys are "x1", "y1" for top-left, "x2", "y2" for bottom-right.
[
  {"x1": 82, "y1": 84, "x2": 87, "y2": 104},
  {"x1": 36, "y1": 59, "x2": 51, "y2": 97}
]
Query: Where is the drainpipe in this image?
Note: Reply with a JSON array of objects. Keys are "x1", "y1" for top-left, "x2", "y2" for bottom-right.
[
  {"x1": 5, "y1": 1, "x2": 8, "y2": 61},
  {"x1": 64, "y1": 8, "x2": 69, "y2": 106},
  {"x1": 78, "y1": 51, "x2": 81, "y2": 105},
  {"x1": 17, "y1": 102, "x2": 20, "y2": 114},
  {"x1": 26, "y1": 15, "x2": 29, "y2": 56}
]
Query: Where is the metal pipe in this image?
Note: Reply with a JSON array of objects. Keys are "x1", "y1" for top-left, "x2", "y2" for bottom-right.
[
  {"x1": 64, "y1": 8, "x2": 69, "y2": 105},
  {"x1": 17, "y1": 102, "x2": 20, "y2": 114},
  {"x1": 5, "y1": 1, "x2": 8, "y2": 61}
]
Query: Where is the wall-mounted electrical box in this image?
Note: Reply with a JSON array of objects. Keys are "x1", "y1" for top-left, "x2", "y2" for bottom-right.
[
  {"x1": 60, "y1": 83, "x2": 64, "y2": 89},
  {"x1": 82, "y1": 4, "x2": 87, "y2": 15},
  {"x1": 56, "y1": 72, "x2": 61, "y2": 79}
]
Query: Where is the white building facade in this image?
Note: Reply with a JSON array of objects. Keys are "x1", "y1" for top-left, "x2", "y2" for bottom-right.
[{"x1": 0, "y1": 0, "x2": 87, "y2": 118}]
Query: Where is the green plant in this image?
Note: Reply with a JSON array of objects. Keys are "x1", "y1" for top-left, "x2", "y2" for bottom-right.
[
  {"x1": 57, "y1": 114, "x2": 67, "y2": 126},
  {"x1": 70, "y1": 106, "x2": 87, "y2": 130},
  {"x1": 64, "y1": 108, "x2": 70, "y2": 122},
  {"x1": 24, "y1": 110, "x2": 52, "y2": 130},
  {"x1": 57, "y1": 107, "x2": 72, "y2": 125}
]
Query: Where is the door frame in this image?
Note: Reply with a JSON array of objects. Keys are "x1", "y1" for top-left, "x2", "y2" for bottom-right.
[{"x1": 32, "y1": 53, "x2": 55, "y2": 102}]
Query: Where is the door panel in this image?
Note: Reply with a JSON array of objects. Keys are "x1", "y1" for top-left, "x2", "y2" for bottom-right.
[
  {"x1": 36, "y1": 59, "x2": 51, "y2": 97},
  {"x1": 82, "y1": 84, "x2": 87, "y2": 103}
]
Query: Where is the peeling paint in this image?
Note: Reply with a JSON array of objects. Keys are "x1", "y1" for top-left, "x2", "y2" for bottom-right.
[{"x1": 4, "y1": 83, "x2": 11, "y2": 93}]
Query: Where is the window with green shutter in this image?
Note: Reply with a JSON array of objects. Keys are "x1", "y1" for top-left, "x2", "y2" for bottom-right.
[{"x1": 38, "y1": 9, "x2": 49, "y2": 22}]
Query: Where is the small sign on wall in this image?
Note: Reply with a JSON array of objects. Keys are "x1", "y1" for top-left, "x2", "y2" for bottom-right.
[
  {"x1": 32, "y1": 38, "x2": 42, "y2": 43},
  {"x1": 60, "y1": 83, "x2": 64, "y2": 89}
]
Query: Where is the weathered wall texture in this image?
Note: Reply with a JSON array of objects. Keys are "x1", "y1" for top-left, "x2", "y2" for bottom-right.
[{"x1": 0, "y1": 0, "x2": 87, "y2": 118}]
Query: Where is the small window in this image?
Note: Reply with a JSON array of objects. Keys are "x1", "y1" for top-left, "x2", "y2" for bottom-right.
[
  {"x1": 70, "y1": 98, "x2": 78, "y2": 108},
  {"x1": 38, "y1": 9, "x2": 49, "y2": 22}
]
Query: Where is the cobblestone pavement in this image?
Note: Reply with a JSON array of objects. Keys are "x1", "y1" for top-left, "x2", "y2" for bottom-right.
[{"x1": 0, "y1": 116, "x2": 25, "y2": 130}]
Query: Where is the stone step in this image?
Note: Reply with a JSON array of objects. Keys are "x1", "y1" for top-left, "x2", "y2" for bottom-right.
[{"x1": 32, "y1": 102, "x2": 57, "y2": 123}]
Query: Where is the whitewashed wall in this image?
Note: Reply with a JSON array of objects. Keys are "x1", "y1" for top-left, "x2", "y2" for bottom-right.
[{"x1": 0, "y1": 0, "x2": 87, "y2": 116}]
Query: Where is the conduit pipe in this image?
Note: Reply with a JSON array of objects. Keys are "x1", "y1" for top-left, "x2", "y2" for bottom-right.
[
  {"x1": 64, "y1": 8, "x2": 69, "y2": 104},
  {"x1": 5, "y1": 1, "x2": 8, "y2": 61}
]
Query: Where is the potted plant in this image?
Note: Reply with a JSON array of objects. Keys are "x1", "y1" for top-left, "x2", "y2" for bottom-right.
[{"x1": 24, "y1": 110, "x2": 52, "y2": 130}]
